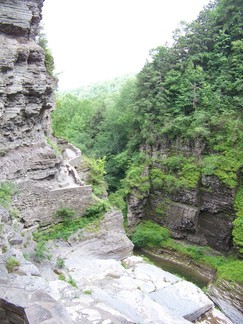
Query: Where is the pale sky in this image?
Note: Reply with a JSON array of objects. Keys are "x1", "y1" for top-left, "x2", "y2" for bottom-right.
[{"x1": 42, "y1": 0, "x2": 210, "y2": 90}]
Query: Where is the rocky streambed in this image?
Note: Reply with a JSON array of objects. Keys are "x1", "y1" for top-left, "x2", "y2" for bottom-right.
[
  {"x1": 0, "y1": 207, "x2": 233, "y2": 324},
  {"x1": 135, "y1": 248, "x2": 243, "y2": 324}
]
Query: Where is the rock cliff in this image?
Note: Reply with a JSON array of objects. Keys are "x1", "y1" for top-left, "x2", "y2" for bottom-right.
[
  {"x1": 127, "y1": 140, "x2": 236, "y2": 252},
  {"x1": 0, "y1": 0, "x2": 95, "y2": 229},
  {"x1": 0, "y1": 0, "x2": 54, "y2": 160}
]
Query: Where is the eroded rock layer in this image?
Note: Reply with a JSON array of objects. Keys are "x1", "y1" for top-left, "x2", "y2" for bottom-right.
[
  {"x1": 0, "y1": 0, "x2": 53, "y2": 154},
  {"x1": 0, "y1": 0, "x2": 96, "y2": 228},
  {"x1": 127, "y1": 141, "x2": 236, "y2": 252},
  {"x1": 0, "y1": 0, "x2": 58, "y2": 187}
]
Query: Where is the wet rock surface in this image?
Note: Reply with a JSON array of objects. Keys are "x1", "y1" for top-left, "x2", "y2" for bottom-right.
[
  {"x1": 0, "y1": 202, "x2": 231, "y2": 324},
  {"x1": 209, "y1": 279, "x2": 243, "y2": 324}
]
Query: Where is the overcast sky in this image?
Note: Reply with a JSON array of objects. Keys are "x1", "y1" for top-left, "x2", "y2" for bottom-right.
[{"x1": 42, "y1": 0, "x2": 210, "y2": 90}]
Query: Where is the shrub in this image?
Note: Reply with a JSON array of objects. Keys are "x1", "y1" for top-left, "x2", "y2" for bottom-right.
[
  {"x1": 55, "y1": 207, "x2": 76, "y2": 221},
  {"x1": 233, "y1": 183, "x2": 243, "y2": 256},
  {"x1": 217, "y1": 260, "x2": 243, "y2": 283},
  {"x1": 34, "y1": 201, "x2": 109, "y2": 242},
  {"x1": 131, "y1": 221, "x2": 170, "y2": 248},
  {"x1": 82, "y1": 156, "x2": 108, "y2": 198},
  {"x1": 0, "y1": 182, "x2": 16, "y2": 208},
  {"x1": 202, "y1": 154, "x2": 239, "y2": 188},
  {"x1": 34, "y1": 241, "x2": 51, "y2": 263},
  {"x1": 38, "y1": 28, "x2": 55, "y2": 76},
  {"x1": 84, "y1": 200, "x2": 109, "y2": 217},
  {"x1": 5, "y1": 256, "x2": 20, "y2": 272},
  {"x1": 162, "y1": 155, "x2": 187, "y2": 171},
  {"x1": 67, "y1": 276, "x2": 77, "y2": 288},
  {"x1": 46, "y1": 137, "x2": 62, "y2": 156},
  {"x1": 55, "y1": 257, "x2": 65, "y2": 269},
  {"x1": 150, "y1": 168, "x2": 181, "y2": 192},
  {"x1": 109, "y1": 190, "x2": 127, "y2": 214},
  {"x1": 122, "y1": 164, "x2": 150, "y2": 194},
  {"x1": 58, "y1": 273, "x2": 66, "y2": 281}
]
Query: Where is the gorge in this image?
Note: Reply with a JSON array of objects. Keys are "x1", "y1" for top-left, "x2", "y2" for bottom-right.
[{"x1": 0, "y1": 0, "x2": 243, "y2": 323}]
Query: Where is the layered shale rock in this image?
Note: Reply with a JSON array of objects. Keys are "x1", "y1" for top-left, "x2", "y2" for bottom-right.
[
  {"x1": 0, "y1": 0, "x2": 95, "y2": 229},
  {"x1": 0, "y1": 0, "x2": 58, "y2": 190},
  {"x1": 209, "y1": 279, "x2": 243, "y2": 324},
  {"x1": 127, "y1": 140, "x2": 236, "y2": 252},
  {"x1": 0, "y1": 0, "x2": 53, "y2": 154}
]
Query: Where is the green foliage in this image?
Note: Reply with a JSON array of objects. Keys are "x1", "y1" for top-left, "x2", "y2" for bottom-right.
[
  {"x1": 55, "y1": 257, "x2": 65, "y2": 269},
  {"x1": 57, "y1": 273, "x2": 78, "y2": 287},
  {"x1": 84, "y1": 200, "x2": 110, "y2": 217},
  {"x1": 122, "y1": 164, "x2": 150, "y2": 195},
  {"x1": 33, "y1": 241, "x2": 51, "y2": 263},
  {"x1": 202, "y1": 154, "x2": 240, "y2": 188},
  {"x1": 38, "y1": 27, "x2": 55, "y2": 76},
  {"x1": 108, "y1": 189, "x2": 127, "y2": 214},
  {"x1": 81, "y1": 156, "x2": 108, "y2": 198},
  {"x1": 46, "y1": 137, "x2": 62, "y2": 156},
  {"x1": 131, "y1": 221, "x2": 170, "y2": 248},
  {"x1": 58, "y1": 273, "x2": 66, "y2": 281},
  {"x1": 5, "y1": 256, "x2": 20, "y2": 273},
  {"x1": 51, "y1": 0, "x2": 243, "y2": 197},
  {"x1": 70, "y1": 75, "x2": 134, "y2": 99},
  {"x1": 52, "y1": 78, "x2": 137, "y2": 191},
  {"x1": 34, "y1": 201, "x2": 109, "y2": 242},
  {"x1": 49, "y1": 1, "x2": 243, "y2": 279},
  {"x1": 130, "y1": 203, "x2": 243, "y2": 282},
  {"x1": 55, "y1": 207, "x2": 76, "y2": 220},
  {"x1": 67, "y1": 276, "x2": 78, "y2": 288},
  {"x1": 150, "y1": 168, "x2": 181, "y2": 192},
  {"x1": 178, "y1": 158, "x2": 201, "y2": 188},
  {"x1": 156, "y1": 238, "x2": 243, "y2": 283},
  {"x1": 163, "y1": 239, "x2": 243, "y2": 283},
  {"x1": 217, "y1": 260, "x2": 243, "y2": 283},
  {"x1": 233, "y1": 182, "x2": 243, "y2": 256},
  {"x1": 9, "y1": 208, "x2": 21, "y2": 219},
  {"x1": 150, "y1": 156, "x2": 200, "y2": 193},
  {"x1": 0, "y1": 182, "x2": 16, "y2": 208},
  {"x1": 83, "y1": 290, "x2": 92, "y2": 295}
]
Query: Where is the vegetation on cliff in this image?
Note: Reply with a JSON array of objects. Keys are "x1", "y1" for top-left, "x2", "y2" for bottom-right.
[
  {"x1": 52, "y1": 0, "x2": 243, "y2": 278},
  {"x1": 37, "y1": 26, "x2": 55, "y2": 76},
  {"x1": 33, "y1": 201, "x2": 109, "y2": 242},
  {"x1": 131, "y1": 220, "x2": 243, "y2": 283}
]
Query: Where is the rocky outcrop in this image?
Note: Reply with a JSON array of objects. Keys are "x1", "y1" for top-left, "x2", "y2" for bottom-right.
[
  {"x1": 0, "y1": 0, "x2": 59, "y2": 187},
  {"x1": 143, "y1": 177, "x2": 234, "y2": 251},
  {"x1": 68, "y1": 209, "x2": 134, "y2": 260},
  {"x1": 48, "y1": 253, "x2": 217, "y2": 323},
  {"x1": 0, "y1": 0, "x2": 97, "y2": 229},
  {"x1": 0, "y1": 0, "x2": 54, "y2": 154},
  {"x1": 209, "y1": 279, "x2": 243, "y2": 324},
  {"x1": 1, "y1": 200, "x2": 228, "y2": 324},
  {"x1": 0, "y1": 247, "x2": 73, "y2": 324},
  {"x1": 1, "y1": 243, "x2": 229, "y2": 324},
  {"x1": 128, "y1": 141, "x2": 236, "y2": 252},
  {"x1": 13, "y1": 182, "x2": 93, "y2": 228}
]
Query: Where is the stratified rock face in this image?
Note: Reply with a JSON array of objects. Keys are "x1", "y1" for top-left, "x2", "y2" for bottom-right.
[
  {"x1": 209, "y1": 278, "x2": 243, "y2": 323},
  {"x1": 0, "y1": 0, "x2": 57, "y2": 182},
  {"x1": 127, "y1": 141, "x2": 236, "y2": 252},
  {"x1": 67, "y1": 210, "x2": 134, "y2": 260},
  {"x1": 0, "y1": 0, "x2": 96, "y2": 229}
]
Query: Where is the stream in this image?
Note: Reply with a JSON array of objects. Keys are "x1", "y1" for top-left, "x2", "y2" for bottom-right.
[{"x1": 134, "y1": 248, "x2": 210, "y2": 289}]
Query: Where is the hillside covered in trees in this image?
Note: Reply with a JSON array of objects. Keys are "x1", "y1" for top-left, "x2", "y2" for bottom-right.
[{"x1": 52, "y1": 0, "x2": 243, "y2": 284}]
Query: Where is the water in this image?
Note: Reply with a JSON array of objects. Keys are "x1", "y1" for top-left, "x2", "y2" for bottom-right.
[{"x1": 134, "y1": 248, "x2": 210, "y2": 289}]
